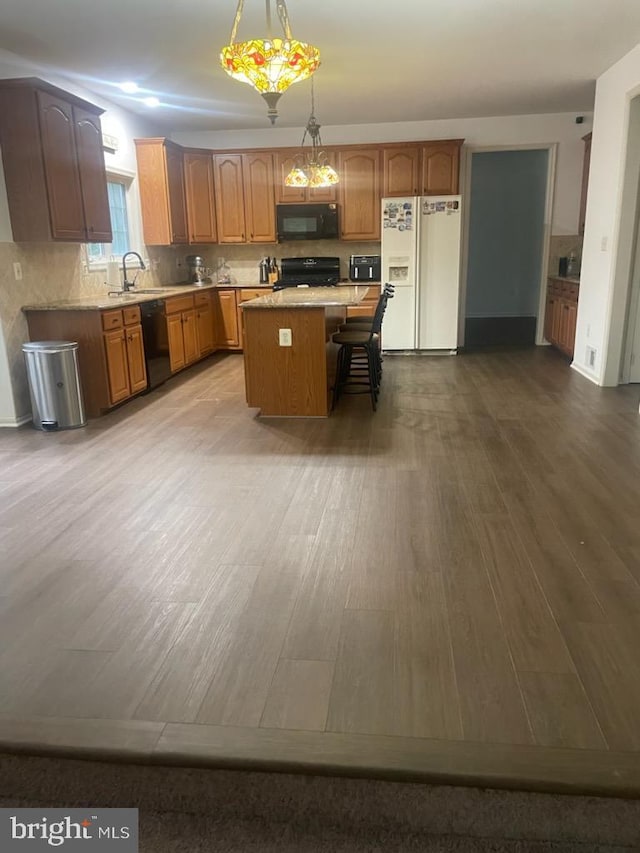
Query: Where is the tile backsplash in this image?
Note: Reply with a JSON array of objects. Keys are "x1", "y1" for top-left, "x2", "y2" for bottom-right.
[
  {"x1": 162, "y1": 240, "x2": 381, "y2": 285},
  {"x1": 548, "y1": 235, "x2": 583, "y2": 277}
]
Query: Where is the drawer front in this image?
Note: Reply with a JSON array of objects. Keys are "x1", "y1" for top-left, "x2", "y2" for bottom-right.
[
  {"x1": 194, "y1": 291, "x2": 212, "y2": 307},
  {"x1": 164, "y1": 294, "x2": 195, "y2": 314},
  {"x1": 123, "y1": 305, "x2": 141, "y2": 326},
  {"x1": 239, "y1": 288, "x2": 269, "y2": 302},
  {"x1": 101, "y1": 309, "x2": 123, "y2": 331},
  {"x1": 566, "y1": 284, "x2": 579, "y2": 302},
  {"x1": 346, "y1": 304, "x2": 376, "y2": 318}
]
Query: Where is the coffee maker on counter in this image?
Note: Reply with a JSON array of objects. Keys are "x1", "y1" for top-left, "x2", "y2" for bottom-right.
[{"x1": 185, "y1": 255, "x2": 212, "y2": 284}]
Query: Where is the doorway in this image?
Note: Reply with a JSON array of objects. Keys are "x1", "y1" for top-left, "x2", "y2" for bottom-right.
[
  {"x1": 620, "y1": 95, "x2": 640, "y2": 384},
  {"x1": 463, "y1": 149, "x2": 550, "y2": 348}
]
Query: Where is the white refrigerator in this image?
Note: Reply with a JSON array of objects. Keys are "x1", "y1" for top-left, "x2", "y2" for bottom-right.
[{"x1": 381, "y1": 196, "x2": 462, "y2": 351}]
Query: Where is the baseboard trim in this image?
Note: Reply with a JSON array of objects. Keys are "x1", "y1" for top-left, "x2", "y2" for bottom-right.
[
  {"x1": 0, "y1": 413, "x2": 31, "y2": 428},
  {"x1": 571, "y1": 361, "x2": 601, "y2": 385}
]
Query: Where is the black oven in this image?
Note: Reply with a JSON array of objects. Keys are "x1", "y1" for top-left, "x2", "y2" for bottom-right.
[{"x1": 276, "y1": 203, "x2": 339, "y2": 242}]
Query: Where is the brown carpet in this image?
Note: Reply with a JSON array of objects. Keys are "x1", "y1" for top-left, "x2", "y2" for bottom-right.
[{"x1": 1, "y1": 754, "x2": 638, "y2": 851}]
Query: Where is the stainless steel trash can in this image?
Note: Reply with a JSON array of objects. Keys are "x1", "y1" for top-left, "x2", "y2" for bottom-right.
[{"x1": 22, "y1": 341, "x2": 86, "y2": 430}]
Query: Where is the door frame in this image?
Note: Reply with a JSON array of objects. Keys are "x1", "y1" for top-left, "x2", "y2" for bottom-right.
[
  {"x1": 618, "y1": 95, "x2": 640, "y2": 384},
  {"x1": 458, "y1": 143, "x2": 558, "y2": 348}
]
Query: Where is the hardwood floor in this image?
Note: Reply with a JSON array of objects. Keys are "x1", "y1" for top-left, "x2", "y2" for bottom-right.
[{"x1": 1, "y1": 347, "x2": 640, "y2": 794}]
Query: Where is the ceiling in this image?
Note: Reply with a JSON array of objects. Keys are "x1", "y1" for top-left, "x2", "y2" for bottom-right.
[{"x1": 2, "y1": 0, "x2": 640, "y2": 132}]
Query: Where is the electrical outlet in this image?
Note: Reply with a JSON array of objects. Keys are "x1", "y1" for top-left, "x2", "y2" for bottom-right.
[
  {"x1": 13, "y1": 262, "x2": 22, "y2": 281},
  {"x1": 586, "y1": 346, "x2": 597, "y2": 368},
  {"x1": 279, "y1": 328, "x2": 292, "y2": 347},
  {"x1": 601, "y1": 236, "x2": 608, "y2": 252}
]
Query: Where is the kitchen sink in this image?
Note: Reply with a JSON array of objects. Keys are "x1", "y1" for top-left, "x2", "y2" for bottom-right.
[{"x1": 107, "y1": 289, "x2": 168, "y2": 298}]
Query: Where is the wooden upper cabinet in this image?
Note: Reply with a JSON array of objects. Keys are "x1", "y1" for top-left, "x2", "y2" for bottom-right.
[
  {"x1": 383, "y1": 147, "x2": 420, "y2": 197},
  {"x1": 274, "y1": 150, "x2": 306, "y2": 203},
  {"x1": 74, "y1": 106, "x2": 113, "y2": 242},
  {"x1": 165, "y1": 143, "x2": 188, "y2": 244},
  {"x1": 37, "y1": 91, "x2": 86, "y2": 241},
  {"x1": 0, "y1": 79, "x2": 112, "y2": 242},
  {"x1": 213, "y1": 153, "x2": 246, "y2": 243},
  {"x1": 184, "y1": 150, "x2": 217, "y2": 244},
  {"x1": 579, "y1": 132, "x2": 592, "y2": 236},
  {"x1": 274, "y1": 148, "x2": 337, "y2": 203},
  {"x1": 309, "y1": 149, "x2": 338, "y2": 202},
  {"x1": 338, "y1": 148, "x2": 381, "y2": 241},
  {"x1": 421, "y1": 140, "x2": 462, "y2": 195},
  {"x1": 135, "y1": 138, "x2": 187, "y2": 245},
  {"x1": 242, "y1": 151, "x2": 276, "y2": 242}
]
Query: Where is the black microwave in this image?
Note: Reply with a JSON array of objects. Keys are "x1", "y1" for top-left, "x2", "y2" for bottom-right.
[{"x1": 276, "y1": 203, "x2": 339, "y2": 242}]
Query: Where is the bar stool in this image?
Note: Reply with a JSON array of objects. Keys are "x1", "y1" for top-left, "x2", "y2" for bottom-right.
[
  {"x1": 337, "y1": 286, "x2": 394, "y2": 388},
  {"x1": 341, "y1": 284, "x2": 394, "y2": 330},
  {"x1": 331, "y1": 289, "x2": 389, "y2": 411}
]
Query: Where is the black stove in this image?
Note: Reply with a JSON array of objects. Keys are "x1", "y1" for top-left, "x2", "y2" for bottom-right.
[{"x1": 272, "y1": 257, "x2": 341, "y2": 291}]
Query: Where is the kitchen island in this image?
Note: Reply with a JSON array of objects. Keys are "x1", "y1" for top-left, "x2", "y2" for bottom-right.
[{"x1": 242, "y1": 285, "x2": 371, "y2": 417}]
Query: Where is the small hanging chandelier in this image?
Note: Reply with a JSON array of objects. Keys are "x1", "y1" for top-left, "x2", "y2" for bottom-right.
[
  {"x1": 220, "y1": 0, "x2": 320, "y2": 125},
  {"x1": 285, "y1": 80, "x2": 339, "y2": 188}
]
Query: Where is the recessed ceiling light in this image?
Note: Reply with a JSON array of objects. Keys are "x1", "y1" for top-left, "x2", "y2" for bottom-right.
[
  {"x1": 119, "y1": 81, "x2": 139, "y2": 94},
  {"x1": 143, "y1": 96, "x2": 160, "y2": 107}
]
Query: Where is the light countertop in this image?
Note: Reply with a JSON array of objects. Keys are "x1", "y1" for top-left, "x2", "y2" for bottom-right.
[
  {"x1": 22, "y1": 283, "x2": 272, "y2": 312},
  {"x1": 241, "y1": 285, "x2": 370, "y2": 309},
  {"x1": 548, "y1": 275, "x2": 580, "y2": 284}
]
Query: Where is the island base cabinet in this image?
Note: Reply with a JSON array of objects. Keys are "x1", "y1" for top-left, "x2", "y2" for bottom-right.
[{"x1": 243, "y1": 306, "x2": 344, "y2": 417}]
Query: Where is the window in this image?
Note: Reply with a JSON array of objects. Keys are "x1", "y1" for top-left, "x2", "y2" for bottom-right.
[{"x1": 86, "y1": 176, "x2": 133, "y2": 266}]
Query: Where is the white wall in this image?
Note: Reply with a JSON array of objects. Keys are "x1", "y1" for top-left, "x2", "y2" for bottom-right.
[
  {"x1": 173, "y1": 111, "x2": 592, "y2": 238},
  {"x1": 573, "y1": 43, "x2": 640, "y2": 385}
]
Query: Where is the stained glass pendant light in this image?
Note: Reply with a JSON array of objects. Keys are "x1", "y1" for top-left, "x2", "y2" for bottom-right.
[
  {"x1": 220, "y1": 0, "x2": 320, "y2": 125},
  {"x1": 285, "y1": 79, "x2": 339, "y2": 188}
]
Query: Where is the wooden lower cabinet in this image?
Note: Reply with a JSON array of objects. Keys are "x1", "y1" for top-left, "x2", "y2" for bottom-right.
[
  {"x1": 345, "y1": 285, "x2": 380, "y2": 318},
  {"x1": 544, "y1": 277, "x2": 579, "y2": 358},
  {"x1": 195, "y1": 292, "x2": 215, "y2": 356},
  {"x1": 24, "y1": 305, "x2": 148, "y2": 418},
  {"x1": 103, "y1": 321, "x2": 148, "y2": 405},
  {"x1": 165, "y1": 294, "x2": 199, "y2": 372},
  {"x1": 214, "y1": 289, "x2": 241, "y2": 349},
  {"x1": 103, "y1": 328, "x2": 131, "y2": 405}
]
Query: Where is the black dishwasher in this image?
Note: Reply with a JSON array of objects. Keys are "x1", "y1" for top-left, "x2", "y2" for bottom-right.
[{"x1": 140, "y1": 300, "x2": 172, "y2": 389}]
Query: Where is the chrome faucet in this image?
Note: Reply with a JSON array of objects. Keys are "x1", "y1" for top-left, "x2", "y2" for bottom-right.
[{"x1": 122, "y1": 251, "x2": 146, "y2": 291}]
